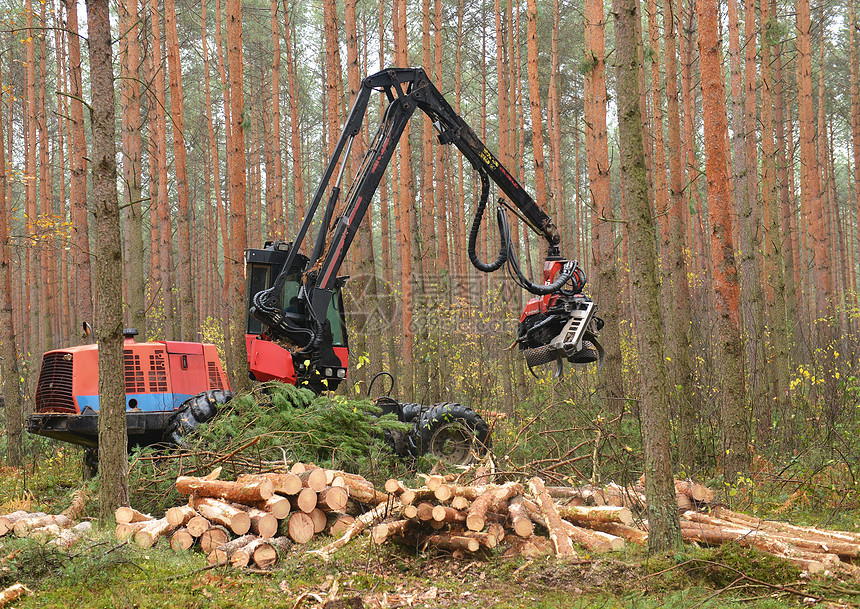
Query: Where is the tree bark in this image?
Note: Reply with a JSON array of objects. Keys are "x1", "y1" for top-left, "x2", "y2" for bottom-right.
[
  {"x1": 164, "y1": 0, "x2": 194, "y2": 341},
  {"x1": 0, "y1": 64, "x2": 23, "y2": 467},
  {"x1": 525, "y1": 0, "x2": 550, "y2": 218},
  {"x1": 614, "y1": 0, "x2": 682, "y2": 552},
  {"x1": 585, "y1": 0, "x2": 624, "y2": 413},
  {"x1": 697, "y1": 0, "x2": 749, "y2": 479},
  {"x1": 119, "y1": 0, "x2": 145, "y2": 337},
  {"x1": 226, "y1": 0, "x2": 250, "y2": 392},
  {"x1": 88, "y1": 0, "x2": 129, "y2": 519},
  {"x1": 662, "y1": 0, "x2": 697, "y2": 469}
]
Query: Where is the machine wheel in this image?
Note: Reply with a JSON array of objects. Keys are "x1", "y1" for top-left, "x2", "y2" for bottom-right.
[
  {"x1": 415, "y1": 403, "x2": 491, "y2": 465},
  {"x1": 166, "y1": 389, "x2": 233, "y2": 447},
  {"x1": 82, "y1": 447, "x2": 98, "y2": 480}
]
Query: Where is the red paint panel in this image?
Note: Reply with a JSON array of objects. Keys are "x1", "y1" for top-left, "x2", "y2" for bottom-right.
[{"x1": 248, "y1": 337, "x2": 297, "y2": 384}]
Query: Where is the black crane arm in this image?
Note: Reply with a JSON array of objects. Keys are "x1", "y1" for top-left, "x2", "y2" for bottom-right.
[{"x1": 252, "y1": 67, "x2": 585, "y2": 356}]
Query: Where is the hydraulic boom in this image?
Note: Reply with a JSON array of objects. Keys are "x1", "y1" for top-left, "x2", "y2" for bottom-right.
[{"x1": 250, "y1": 67, "x2": 603, "y2": 381}]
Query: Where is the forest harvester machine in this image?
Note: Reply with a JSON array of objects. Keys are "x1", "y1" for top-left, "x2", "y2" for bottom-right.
[{"x1": 26, "y1": 68, "x2": 603, "y2": 473}]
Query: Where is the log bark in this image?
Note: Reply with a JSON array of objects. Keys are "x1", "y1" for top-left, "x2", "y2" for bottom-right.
[
  {"x1": 556, "y1": 505, "x2": 634, "y2": 527},
  {"x1": 313, "y1": 502, "x2": 391, "y2": 559},
  {"x1": 134, "y1": 517, "x2": 178, "y2": 548},
  {"x1": 199, "y1": 525, "x2": 230, "y2": 552},
  {"x1": 421, "y1": 533, "x2": 480, "y2": 553},
  {"x1": 461, "y1": 530, "x2": 498, "y2": 549},
  {"x1": 50, "y1": 522, "x2": 91, "y2": 550},
  {"x1": 467, "y1": 482, "x2": 523, "y2": 531},
  {"x1": 170, "y1": 528, "x2": 195, "y2": 551},
  {"x1": 529, "y1": 477, "x2": 576, "y2": 557},
  {"x1": 207, "y1": 534, "x2": 256, "y2": 565},
  {"x1": 14, "y1": 514, "x2": 71, "y2": 537},
  {"x1": 116, "y1": 521, "x2": 150, "y2": 542},
  {"x1": 434, "y1": 484, "x2": 486, "y2": 503},
  {"x1": 176, "y1": 477, "x2": 274, "y2": 503},
  {"x1": 29, "y1": 525, "x2": 62, "y2": 542},
  {"x1": 62, "y1": 490, "x2": 88, "y2": 521},
  {"x1": 588, "y1": 522, "x2": 648, "y2": 545},
  {"x1": 337, "y1": 477, "x2": 388, "y2": 505},
  {"x1": 190, "y1": 497, "x2": 251, "y2": 535},
  {"x1": 371, "y1": 519, "x2": 412, "y2": 544},
  {"x1": 678, "y1": 520, "x2": 840, "y2": 572},
  {"x1": 116, "y1": 507, "x2": 153, "y2": 524},
  {"x1": 239, "y1": 473, "x2": 302, "y2": 496},
  {"x1": 0, "y1": 511, "x2": 34, "y2": 536},
  {"x1": 564, "y1": 522, "x2": 625, "y2": 552},
  {"x1": 502, "y1": 535, "x2": 553, "y2": 559},
  {"x1": 400, "y1": 488, "x2": 435, "y2": 505},
  {"x1": 508, "y1": 496, "x2": 535, "y2": 538},
  {"x1": 265, "y1": 536, "x2": 294, "y2": 564},
  {"x1": 712, "y1": 507, "x2": 860, "y2": 545}
]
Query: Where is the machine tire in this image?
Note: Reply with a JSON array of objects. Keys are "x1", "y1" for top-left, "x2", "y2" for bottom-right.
[
  {"x1": 414, "y1": 403, "x2": 491, "y2": 465},
  {"x1": 166, "y1": 389, "x2": 233, "y2": 447},
  {"x1": 82, "y1": 447, "x2": 98, "y2": 479}
]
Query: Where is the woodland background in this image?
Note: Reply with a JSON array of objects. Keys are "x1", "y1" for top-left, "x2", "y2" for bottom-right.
[{"x1": 0, "y1": 0, "x2": 858, "y2": 499}]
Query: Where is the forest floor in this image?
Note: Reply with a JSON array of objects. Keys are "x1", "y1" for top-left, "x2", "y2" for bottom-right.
[
  {"x1": 5, "y1": 526, "x2": 860, "y2": 609},
  {"x1": 4, "y1": 455, "x2": 860, "y2": 609}
]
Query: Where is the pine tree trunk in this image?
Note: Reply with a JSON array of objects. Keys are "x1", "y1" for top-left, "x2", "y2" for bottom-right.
[
  {"x1": 163, "y1": 0, "x2": 193, "y2": 341},
  {"x1": 283, "y1": 0, "x2": 306, "y2": 223},
  {"x1": 585, "y1": 0, "x2": 624, "y2": 411},
  {"x1": 37, "y1": 1, "x2": 53, "y2": 350},
  {"x1": 24, "y1": 0, "x2": 38, "y2": 358},
  {"x1": 614, "y1": 0, "x2": 681, "y2": 552},
  {"x1": 697, "y1": 0, "x2": 750, "y2": 480},
  {"x1": 269, "y1": 0, "x2": 285, "y2": 239},
  {"x1": 0, "y1": 65, "x2": 24, "y2": 467},
  {"x1": 662, "y1": 0, "x2": 696, "y2": 469},
  {"x1": 760, "y1": 0, "x2": 792, "y2": 450},
  {"x1": 119, "y1": 0, "x2": 145, "y2": 337},
  {"x1": 88, "y1": 0, "x2": 129, "y2": 518},
  {"x1": 525, "y1": 0, "x2": 550, "y2": 219},
  {"x1": 226, "y1": 0, "x2": 250, "y2": 392},
  {"x1": 393, "y1": 0, "x2": 415, "y2": 397},
  {"x1": 851, "y1": 0, "x2": 860, "y2": 321},
  {"x1": 728, "y1": 0, "x2": 768, "y2": 443}
]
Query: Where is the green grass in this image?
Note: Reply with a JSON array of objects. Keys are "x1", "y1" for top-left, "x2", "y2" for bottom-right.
[{"x1": 3, "y1": 530, "x2": 857, "y2": 609}]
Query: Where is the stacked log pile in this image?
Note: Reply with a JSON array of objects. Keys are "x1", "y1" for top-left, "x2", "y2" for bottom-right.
[
  {"x1": 0, "y1": 490, "x2": 91, "y2": 549},
  {"x1": 112, "y1": 463, "x2": 371, "y2": 569},
  {"x1": 8, "y1": 470, "x2": 859, "y2": 575},
  {"x1": 338, "y1": 474, "x2": 646, "y2": 561}
]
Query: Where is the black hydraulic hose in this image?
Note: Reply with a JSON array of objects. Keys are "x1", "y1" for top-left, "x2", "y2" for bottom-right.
[
  {"x1": 495, "y1": 206, "x2": 580, "y2": 295},
  {"x1": 467, "y1": 170, "x2": 508, "y2": 273}
]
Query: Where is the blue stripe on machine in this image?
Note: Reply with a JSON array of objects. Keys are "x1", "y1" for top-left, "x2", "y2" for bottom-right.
[{"x1": 75, "y1": 393, "x2": 194, "y2": 413}]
